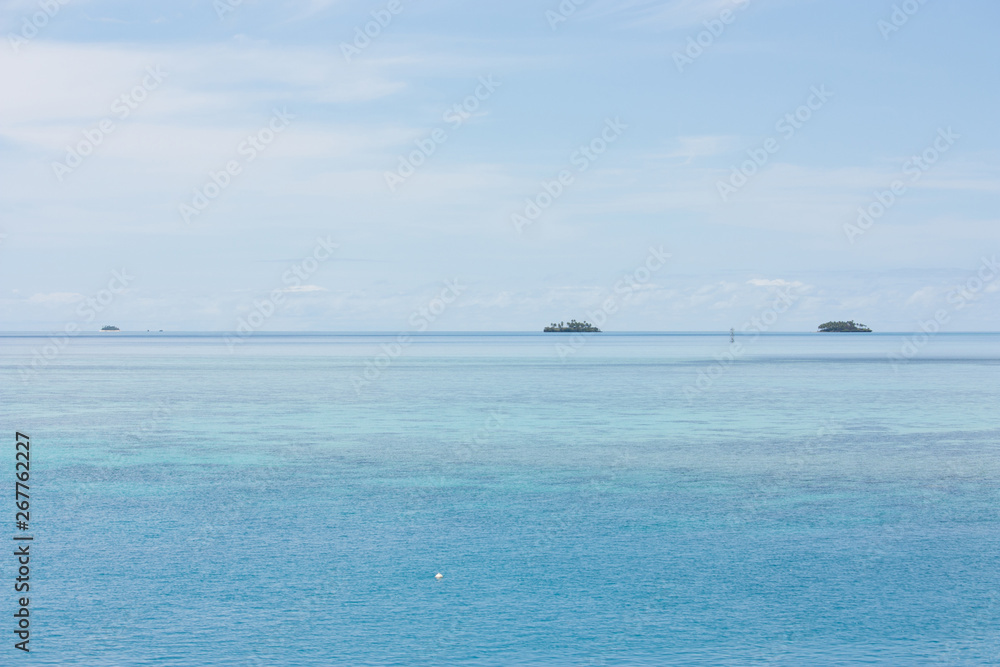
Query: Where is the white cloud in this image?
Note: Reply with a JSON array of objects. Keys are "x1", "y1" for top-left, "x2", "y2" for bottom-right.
[
  {"x1": 27, "y1": 292, "x2": 83, "y2": 305},
  {"x1": 0, "y1": 42, "x2": 405, "y2": 134},
  {"x1": 747, "y1": 278, "x2": 803, "y2": 287},
  {"x1": 583, "y1": 0, "x2": 751, "y2": 29},
  {"x1": 281, "y1": 285, "x2": 327, "y2": 293},
  {"x1": 905, "y1": 286, "x2": 939, "y2": 306},
  {"x1": 664, "y1": 135, "x2": 742, "y2": 161}
]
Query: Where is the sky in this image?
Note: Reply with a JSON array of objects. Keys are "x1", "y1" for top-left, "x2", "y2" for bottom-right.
[{"x1": 1, "y1": 0, "x2": 998, "y2": 332}]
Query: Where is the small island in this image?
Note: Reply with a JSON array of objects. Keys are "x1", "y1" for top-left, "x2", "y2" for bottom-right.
[
  {"x1": 100, "y1": 325, "x2": 120, "y2": 332},
  {"x1": 818, "y1": 320, "x2": 872, "y2": 333},
  {"x1": 543, "y1": 320, "x2": 601, "y2": 333}
]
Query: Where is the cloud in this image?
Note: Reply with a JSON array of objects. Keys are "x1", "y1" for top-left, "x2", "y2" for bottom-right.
[
  {"x1": 27, "y1": 292, "x2": 84, "y2": 305},
  {"x1": 281, "y1": 285, "x2": 327, "y2": 293},
  {"x1": 583, "y1": 0, "x2": 747, "y2": 29},
  {"x1": 280, "y1": 0, "x2": 346, "y2": 23},
  {"x1": 905, "y1": 286, "x2": 939, "y2": 306},
  {"x1": 664, "y1": 135, "x2": 742, "y2": 162},
  {"x1": 0, "y1": 42, "x2": 406, "y2": 135},
  {"x1": 747, "y1": 278, "x2": 803, "y2": 287}
]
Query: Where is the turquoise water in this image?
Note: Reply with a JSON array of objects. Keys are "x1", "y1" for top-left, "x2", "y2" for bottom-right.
[{"x1": 3, "y1": 333, "x2": 999, "y2": 665}]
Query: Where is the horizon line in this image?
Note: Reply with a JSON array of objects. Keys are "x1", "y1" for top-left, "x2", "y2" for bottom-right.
[{"x1": 3, "y1": 330, "x2": 1000, "y2": 335}]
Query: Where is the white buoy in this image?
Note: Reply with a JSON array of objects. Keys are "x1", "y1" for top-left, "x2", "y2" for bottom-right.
[{"x1": 435, "y1": 573, "x2": 443, "y2": 580}]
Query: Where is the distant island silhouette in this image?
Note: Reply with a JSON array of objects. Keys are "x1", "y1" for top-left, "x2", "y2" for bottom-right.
[
  {"x1": 544, "y1": 320, "x2": 600, "y2": 333},
  {"x1": 818, "y1": 320, "x2": 872, "y2": 333},
  {"x1": 100, "y1": 325, "x2": 120, "y2": 331}
]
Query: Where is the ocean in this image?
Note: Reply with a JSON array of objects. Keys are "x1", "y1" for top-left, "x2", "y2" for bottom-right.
[{"x1": 3, "y1": 332, "x2": 999, "y2": 665}]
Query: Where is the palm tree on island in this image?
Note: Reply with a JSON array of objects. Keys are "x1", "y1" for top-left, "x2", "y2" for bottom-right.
[
  {"x1": 817, "y1": 320, "x2": 872, "y2": 333},
  {"x1": 543, "y1": 319, "x2": 601, "y2": 333}
]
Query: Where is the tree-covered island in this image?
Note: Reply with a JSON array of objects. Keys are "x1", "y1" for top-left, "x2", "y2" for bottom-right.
[
  {"x1": 818, "y1": 320, "x2": 872, "y2": 333},
  {"x1": 100, "y1": 325, "x2": 120, "y2": 331},
  {"x1": 543, "y1": 320, "x2": 601, "y2": 333}
]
